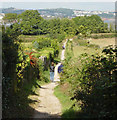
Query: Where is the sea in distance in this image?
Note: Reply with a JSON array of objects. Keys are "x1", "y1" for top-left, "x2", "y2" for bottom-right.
[
  {"x1": 1, "y1": 2, "x2": 115, "y2": 26},
  {"x1": 1, "y1": 2, "x2": 115, "y2": 11}
]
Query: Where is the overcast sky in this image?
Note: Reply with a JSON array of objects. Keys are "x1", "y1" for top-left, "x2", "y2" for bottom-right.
[{"x1": 0, "y1": 0, "x2": 116, "y2": 2}]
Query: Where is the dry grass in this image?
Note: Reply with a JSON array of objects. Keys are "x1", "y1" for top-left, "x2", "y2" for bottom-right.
[
  {"x1": 73, "y1": 46, "x2": 101, "y2": 58},
  {"x1": 91, "y1": 33, "x2": 115, "y2": 36},
  {"x1": 90, "y1": 38, "x2": 115, "y2": 48},
  {"x1": 73, "y1": 38, "x2": 115, "y2": 59}
]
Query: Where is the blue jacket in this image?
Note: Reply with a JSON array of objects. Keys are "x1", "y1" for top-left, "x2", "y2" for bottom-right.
[{"x1": 58, "y1": 64, "x2": 63, "y2": 73}]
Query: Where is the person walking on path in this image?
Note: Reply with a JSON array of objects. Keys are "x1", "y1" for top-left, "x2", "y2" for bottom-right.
[
  {"x1": 62, "y1": 44, "x2": 65, "y2": 49},
  {"x1": 58, "y1": 62, "x2": 64, "y2": 74},
  {"x1": 50, "y1": 62, "x2": 55, "y2": 82}
]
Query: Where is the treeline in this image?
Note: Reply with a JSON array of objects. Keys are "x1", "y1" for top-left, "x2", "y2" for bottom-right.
[
  {"x1": 3, "y1": 10, "x2": 114, "y2": 37},
  {"x1": 73, "y1": 15, "x2": 109, "y2": 33}
]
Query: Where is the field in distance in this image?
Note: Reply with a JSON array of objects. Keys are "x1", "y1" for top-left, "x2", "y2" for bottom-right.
[{"x1": 90, "y1": 38, "x2": 115, "y2": 48}]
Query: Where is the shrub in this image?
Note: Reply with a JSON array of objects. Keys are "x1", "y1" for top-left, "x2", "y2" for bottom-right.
[
  {"x1": 47, "y1": 33, "x2": 66, "y2": 43},
  {"x1": 61, "y1": 44, "x2": 117, "y2": 119},
  {"x1": 32, "y1": 36, "x2": 51, "y2": 49},
  {"x1": 71, "y1": 45, "x2": 117, "y2": 119}
]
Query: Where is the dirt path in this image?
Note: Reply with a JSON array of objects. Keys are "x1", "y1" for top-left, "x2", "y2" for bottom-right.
[
  {"x1": 61, "y1": 39, "x2": 68, "y2": 61},
  {"x1": 33, "y1": 83, "x2": 61, "y2": 118},
  {"x1": 30, "y1": 39, "x2": 68, "y2": 118}
]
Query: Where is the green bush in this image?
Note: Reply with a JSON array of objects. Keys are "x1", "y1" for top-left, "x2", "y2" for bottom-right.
[
  {"x1": 32, "y1": 36, "x2": 51, "y2": 49},
  {"x1": 61, "y1": 45, "x2": 117, "y2": 119},
  {"x1": 71, "y1": 46, "x2": 117, "y2": 119},
  {"x1": 2, "y1": 26, "x2": 49, "y2": 118},
  {"x1": 47, "y1": 33, "x2": 66, "y2": 43}
]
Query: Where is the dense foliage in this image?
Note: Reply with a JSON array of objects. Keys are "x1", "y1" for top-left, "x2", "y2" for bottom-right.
[
  {"x1": 17, "y1": 10, "x2": 43, "y2": 35},
  {"x1": 72, "y1": 46, "x2": 117, "y2": 118},
  {"x1": 2, "y1": 9, "x2": 116, "y2": 118},
  {"x1": 72, "y1": 15, "x2": 109, "y2": 34},
  {"x1": 2, "y1": 25, "x2": 49, "y2": 118},
  {"x1": 32, "y1": 36, "x2": 59, "y2": 53},
  {"x1": 3, "y1": 13, "x2": 17, "y2": 23},
  {"x1": 61, "y1": 44, "x2": 117, "y2": 119},
  {"x1": 3, "y1": 10, "x2": 113, "y2": 38}
]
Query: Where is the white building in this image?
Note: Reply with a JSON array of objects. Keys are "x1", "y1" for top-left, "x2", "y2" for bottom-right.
[{"x1": 0, "y1": 13, "x2": 5, "y2": 24}]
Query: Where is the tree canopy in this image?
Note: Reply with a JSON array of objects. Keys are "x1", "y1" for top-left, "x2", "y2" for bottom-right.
[
  {"x1": 18, "y1": 10, "x2": 43, "y2": 35},
  {"x1": 3, "y1": 13, "x2": 17, "y2": 23},
  {"x1": 3, "y1": 10, "x2": 113, "y2": 36},
  {"x1": 72, "y1": 15, "x2": 108, "y2": 34}
]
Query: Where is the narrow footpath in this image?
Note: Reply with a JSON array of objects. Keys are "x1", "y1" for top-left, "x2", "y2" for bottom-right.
[{"x1": 32, "y1": 39, "x2": 68, "y2": 118}]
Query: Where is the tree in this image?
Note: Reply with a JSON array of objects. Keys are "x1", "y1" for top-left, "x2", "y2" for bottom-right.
[
  {"x1": 48, "y1": 18, "x2": 61, "y2": 34},
  {"x1": 3, "y1": 13, "x2": 17, "y2": 24},
  {"x1": 60, "y1": 18, "x2": 76, "y2": 35},
  {"x1": 104, "y1": 23, "x2": 109, "y2": 33},
  {"x1": 109, "y1": 23, "x2": 114, "y2": 33},
  {"x1": 72, "y1": 15, "x2": 107, "y2": 34},
  {"x1": 18, "y1": 10, "x2": 43, "y2": 35},
  {"x1": 37, "y1": 19, "x2": 50, "y2": 34}
]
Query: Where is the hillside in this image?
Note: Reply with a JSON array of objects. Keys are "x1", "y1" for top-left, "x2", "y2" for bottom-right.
[{"x1": 1, "y1": 7, "x2": 115, "y2": 19}]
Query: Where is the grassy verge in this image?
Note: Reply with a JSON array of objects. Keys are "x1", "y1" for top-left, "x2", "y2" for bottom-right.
[
  {"x1": 54, "y1": 37, "x2": 102, "y2": 118},
  {"x1": 54, "y1": 83, "x2": 81, "y2": 118}
]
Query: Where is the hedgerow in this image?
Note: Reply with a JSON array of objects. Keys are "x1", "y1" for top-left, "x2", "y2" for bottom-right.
[
  {"x1": 61, "y1": 45, "x2": 117, "y2": 119},
  {"x1": 2, "y1": 26, "x2": 49, "y2": 118}
]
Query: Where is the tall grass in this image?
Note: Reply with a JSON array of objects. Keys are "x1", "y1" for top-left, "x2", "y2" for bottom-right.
[{"x1": 54, "y1": 84, "x2": 80, "y2": 118}]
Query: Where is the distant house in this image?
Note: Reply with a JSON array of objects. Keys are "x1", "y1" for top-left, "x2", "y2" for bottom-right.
[{"x1": 0, "y1": 13, "x2": 5, "y2": 23}]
